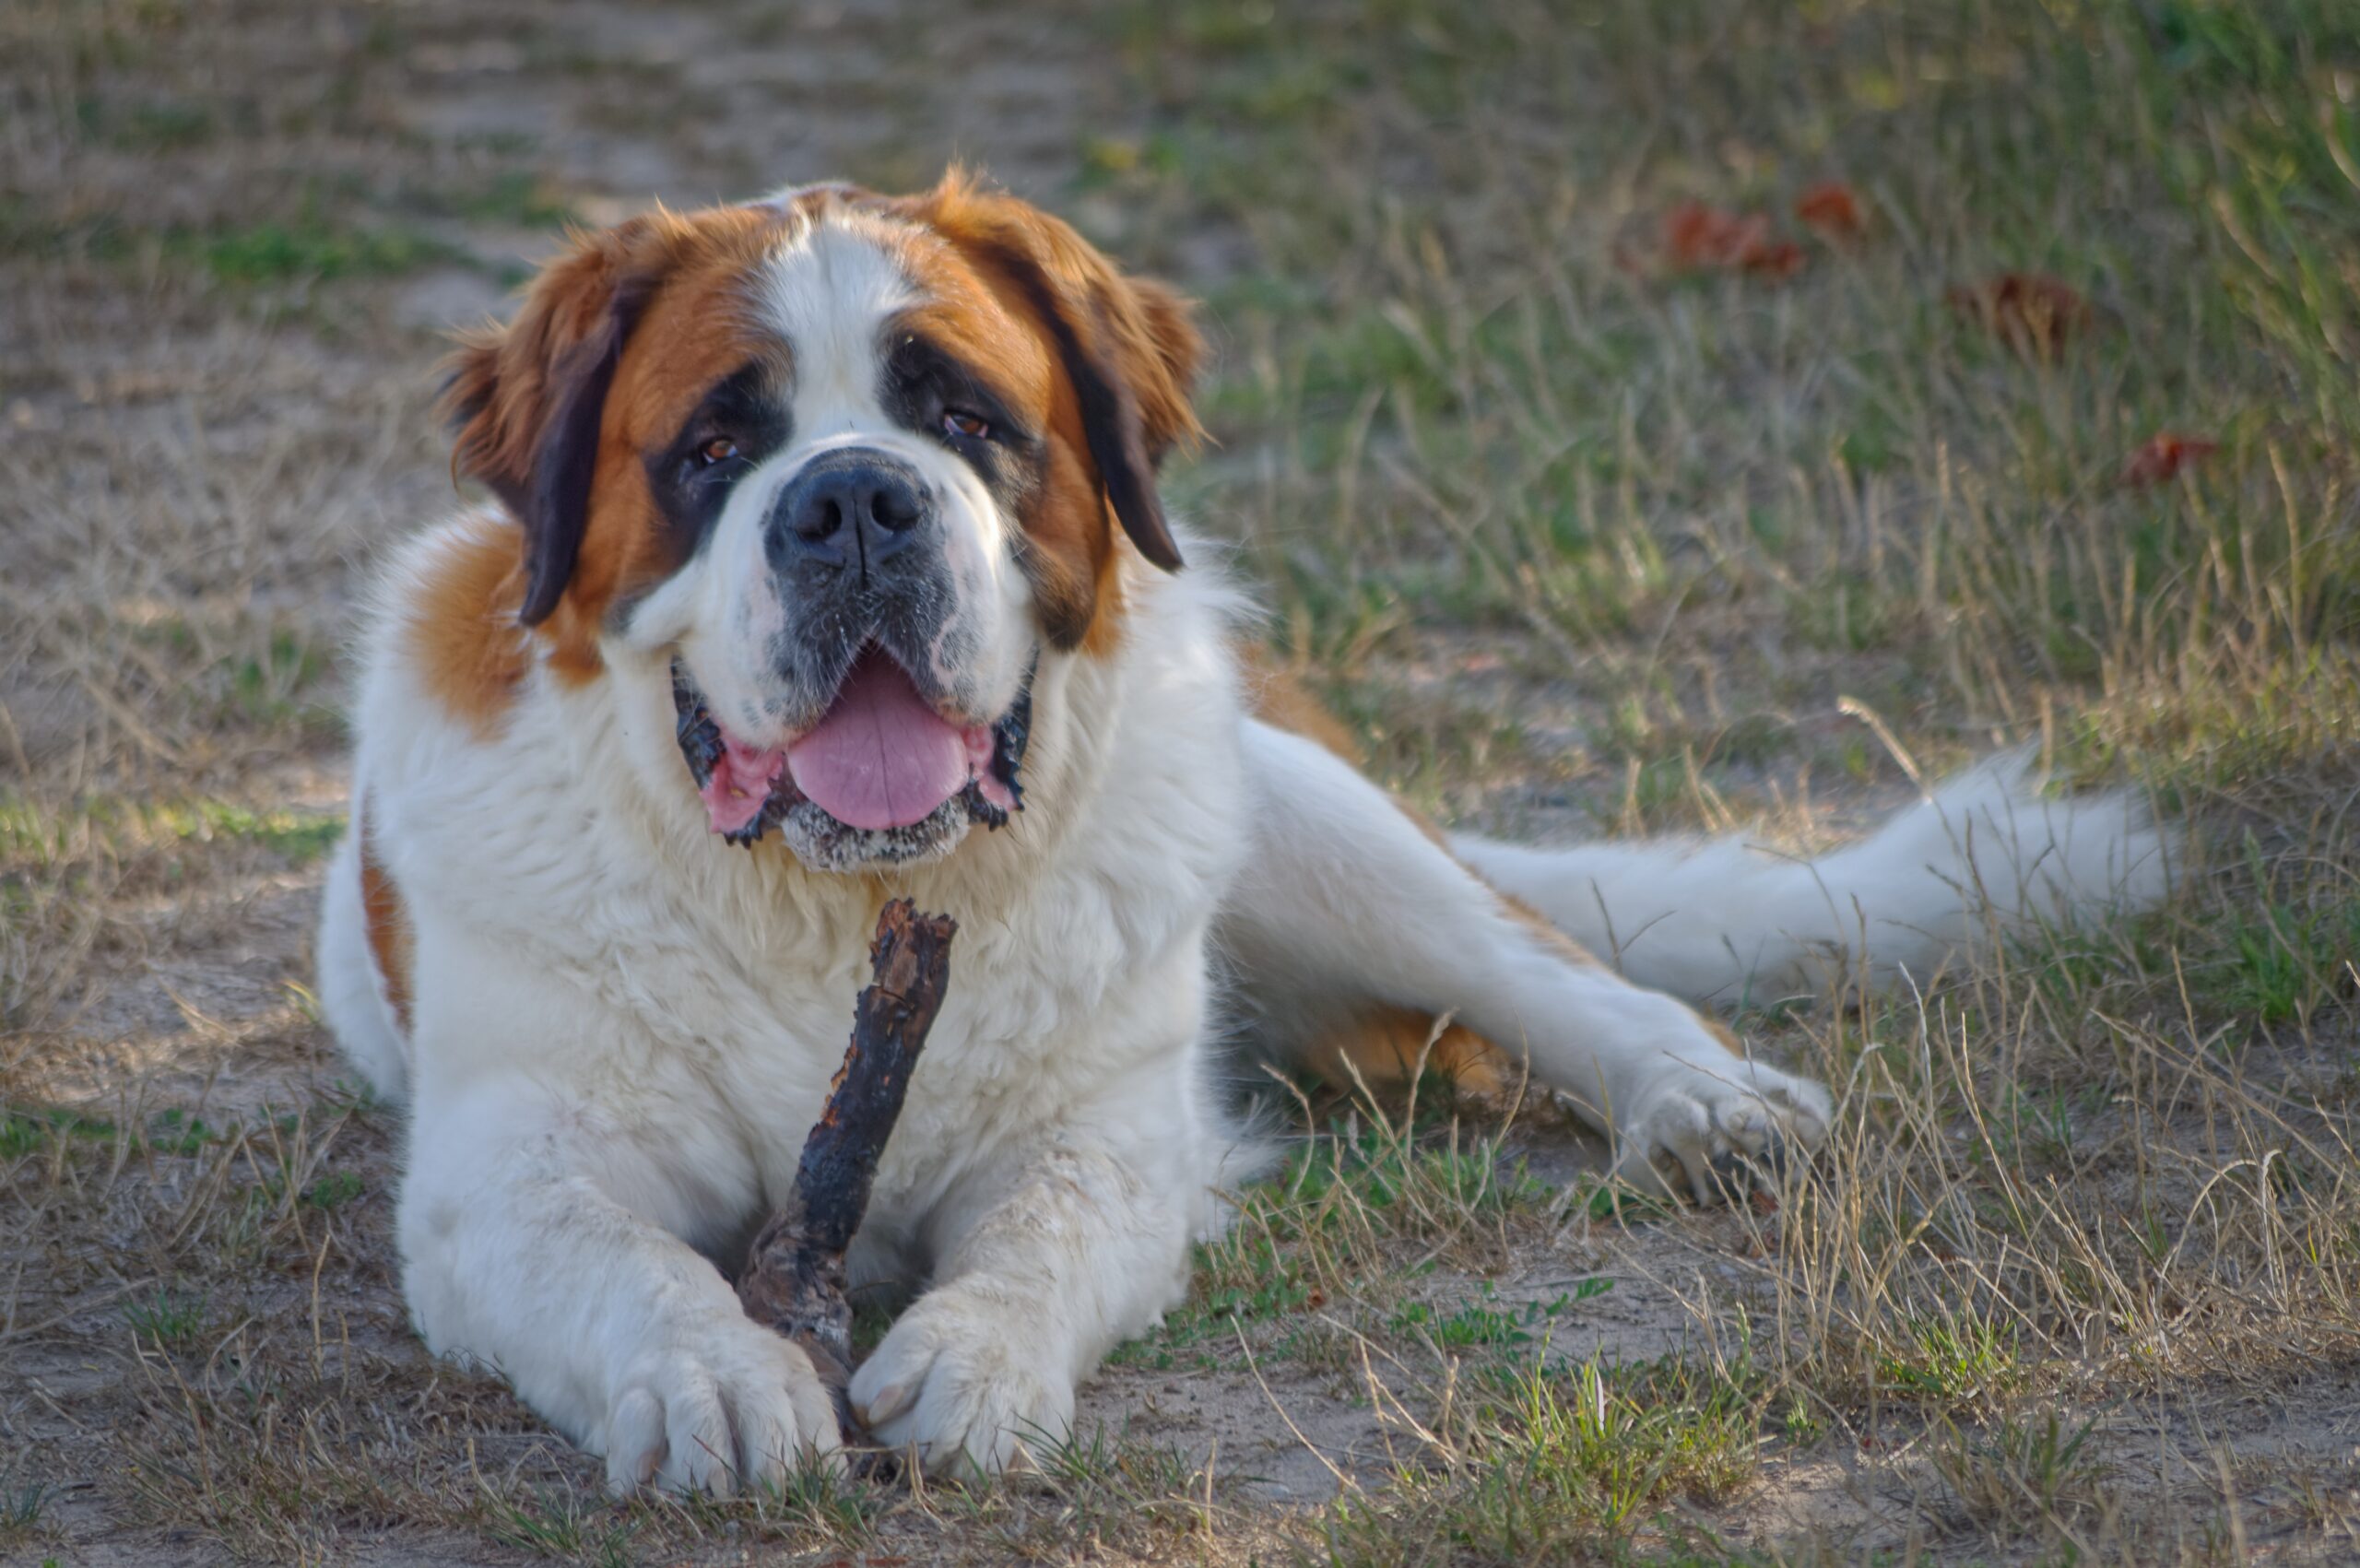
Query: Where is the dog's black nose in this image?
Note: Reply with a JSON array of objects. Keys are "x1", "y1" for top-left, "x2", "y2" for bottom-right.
[{"x1": 769, "y1": 449, "x2": 932, "y2": 578}]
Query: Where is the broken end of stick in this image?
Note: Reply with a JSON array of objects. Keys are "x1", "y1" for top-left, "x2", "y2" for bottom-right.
[{"x1": 870, "y1": 898, "x2": 957, "y2": 999}]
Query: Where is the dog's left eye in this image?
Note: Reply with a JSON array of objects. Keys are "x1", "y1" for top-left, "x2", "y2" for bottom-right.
[
  {"x1": 697, "y1": 436, "x2": 739, "y2": 466},
  {"x1": 941, "y1": 409, "x2": 990, "y2": 442}
]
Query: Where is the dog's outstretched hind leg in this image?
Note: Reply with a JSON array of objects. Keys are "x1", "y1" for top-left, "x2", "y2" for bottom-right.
[{"x1": 1219, "y1": 718, "x2": 1830, "y2": 1201}]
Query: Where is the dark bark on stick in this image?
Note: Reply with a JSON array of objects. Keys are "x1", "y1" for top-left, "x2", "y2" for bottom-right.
[{"x1": 737, "y1": 899, "x2": 956, "y2": 1446}]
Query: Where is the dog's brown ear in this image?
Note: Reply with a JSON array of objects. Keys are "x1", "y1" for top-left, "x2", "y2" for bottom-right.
[
  {"x1": 911, "y1": 175, "x2": 1205, "y2": 572},
  {"x1": 442, "y1": 221, "x2": 666, "y2": 626}
]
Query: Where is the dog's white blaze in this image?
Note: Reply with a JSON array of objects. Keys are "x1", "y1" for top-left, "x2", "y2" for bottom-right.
[{"x1": 755, "y1": 215, "x2": 916, "y2": 419}]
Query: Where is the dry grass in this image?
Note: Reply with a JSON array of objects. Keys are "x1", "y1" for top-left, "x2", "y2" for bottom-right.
[{"x1": 5, "y1": 0, "x2": 2359, "y2": 1562}]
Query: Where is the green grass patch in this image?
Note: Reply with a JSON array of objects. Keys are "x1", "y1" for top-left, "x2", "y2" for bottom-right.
[
  {"x1": 1388, "y1": 1277, "x2": 1615, "y2": 1350},
  {"x1": 83, "y1": 94, "x2": 219, "y2": 149},
  {"x1": 1876, "y1": 1311, "x2": 2023, "y2": 1408},
  {"x1": 0, "y1": 1461, "x2": 59, "y2": 1543},
  {"x1": 0, "y1": 206, "x2": 464, "y2": 284},
  {"x1": 436, "y1": 170, "x2": 577, "y2": 229},
  {"x1": 0, "y1": 793, "x2": 343, "y2": 869},
  {"x1": 1278, "y1": 1120, "x2": 1554, "y2": 1235},
  {"x1": 1114, "y1": 1114, "x2": 1559, "y2": 1367},
  {"x1": 638, "y1": 1450, "x2": 884, "y2": 1553},
  {"x1": 143, "y1": 1109, "x2": 224, "y2": 1157},
  {"x1": 0, "y1": 1107, "x2": 117, "y2": 1160},
  {"x1": 1934, "y1": 1407, "x2": 2107, "y2": 1540},
  {"x1": 300, "y1": 1170, "x2": 366, "y2": 1210},
  {"x1": 477, "y1": 1485, "x2": 639, "y2": 1565},
  {"x1": 221, "y1": 627, "x2": 336, "y2": 730},
  {"x1": 1321, "y1": 1349, "x2": 1768, "y2": 1565},
  {"x1": 2207, "y1": 898, "x2": 2360, "y2": 1028},
  {"x1": 174, "y1": 218, "x2": 456, "y2": 285},
  {"x1": 122, "y1": 1288, "x2": 208, "y2": 1350},
  {"x1": 159, "y1": 800, "x2": 345, "y2": 865}
]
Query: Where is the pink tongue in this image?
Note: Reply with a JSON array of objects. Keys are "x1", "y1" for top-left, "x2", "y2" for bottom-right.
[{"x1": 786, "y1": 651, "x2": 969, "y2": 831}]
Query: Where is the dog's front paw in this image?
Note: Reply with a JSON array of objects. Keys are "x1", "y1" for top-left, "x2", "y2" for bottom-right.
[
  {"x1": 1611, "y1": 1053, "x2": 1831, "y2": 1205},
  {"x1": 848, "y1": 1281, "x2": 1074, "y2": 1478},
  {"x1": 600, "y1": 1312, "x2": 842, "y2": 1496}
]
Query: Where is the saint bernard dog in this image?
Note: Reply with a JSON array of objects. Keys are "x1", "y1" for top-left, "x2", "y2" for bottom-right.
[{"x1": 317, "y1": 172, "x2": 2166, "y2": 1491}]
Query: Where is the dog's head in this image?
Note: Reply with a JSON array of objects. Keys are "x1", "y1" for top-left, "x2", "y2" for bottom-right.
[{"x1": 443, "y1": 173, "x2": 1203, "y2": 870}]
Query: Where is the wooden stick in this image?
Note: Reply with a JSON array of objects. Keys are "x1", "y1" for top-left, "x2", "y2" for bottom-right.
[{"x1": 737, "y1": 899, "x2": 956, "y2": 1445}]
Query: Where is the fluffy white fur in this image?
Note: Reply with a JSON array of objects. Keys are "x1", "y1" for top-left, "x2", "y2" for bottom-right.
[
  {"x1": 1452, "y1": 756, "x2": 2172, "y2": 1004},
  {"x1": 318, "y1": 205, "x2": 2170, "y2": 1494}
]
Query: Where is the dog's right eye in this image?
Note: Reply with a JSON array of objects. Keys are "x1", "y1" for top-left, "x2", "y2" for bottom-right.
[{"x1": 697, "y1": 436, "x2": 739, "y2": 467}]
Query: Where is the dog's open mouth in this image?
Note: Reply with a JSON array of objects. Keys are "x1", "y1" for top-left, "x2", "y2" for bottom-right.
[{"x1": 672, "y1": 649, "x2": 1030, "y2": 854}]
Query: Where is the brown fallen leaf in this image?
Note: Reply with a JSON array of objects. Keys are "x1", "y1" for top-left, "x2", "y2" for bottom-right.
[
  {"x1": 2119, "y1": 431, "x2": 2219, "y2": 487},
  {"x1": 1663, "y1": 201, "x2": 1805, "y2": 280},
  {"x1": 1741, "y1": 237, "x2": 1806, "y2": 278},
  {"x1": 1946, "y1": 272, "x2": 2090, "y2": 359},
  {"x1": 1664, "y1": 201, "x2": 1764, "y2": 269},
  {"x1": 1795, "y1": 179, "x2": 1865, "y2": 240}
]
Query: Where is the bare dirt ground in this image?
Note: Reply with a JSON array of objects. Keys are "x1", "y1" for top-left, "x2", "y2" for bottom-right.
[{"x1": 6, "y1": 1, "x2": 2360, "y2": 1564}]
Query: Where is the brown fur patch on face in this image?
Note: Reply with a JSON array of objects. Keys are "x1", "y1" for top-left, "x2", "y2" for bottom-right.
[
  {"x1": 889, "y1": 228, "x2": 1124, "y2": 652},
  {"x1": 440, "y1": 204, "x2": 791, "y2": 701},
  {"x1": 358, "y1": 794, "x2": 414, "y2": 1039},
  {"x1": 549, "y1": 218, "x2": 787, "y2": 677},
  {"x1": 863, "y1": 172, "x2": 1206, "y2": 654}
]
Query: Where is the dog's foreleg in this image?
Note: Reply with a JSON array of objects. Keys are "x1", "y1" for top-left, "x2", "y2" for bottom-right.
[
  {"x1": 846, "y1": 1022, "x2": 1217, "y2": 1475},
  {"x1": 397, "y1": 957, "x2": 841, "y2": 1495}
]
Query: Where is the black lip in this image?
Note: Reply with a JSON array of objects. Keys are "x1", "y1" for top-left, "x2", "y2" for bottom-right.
[
  {"x1": 670, "y1": 662, "x2": 796, "y2": 846},
  {"x1": 668, "y1": 655, "x2": 1034, "y2": 850},
  {"x1": 671, "y1": 661, "x2": 728, "y2": 794},
  {"x1": 964, "y1": 672, "x2": 1032, "y2": 831}
]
